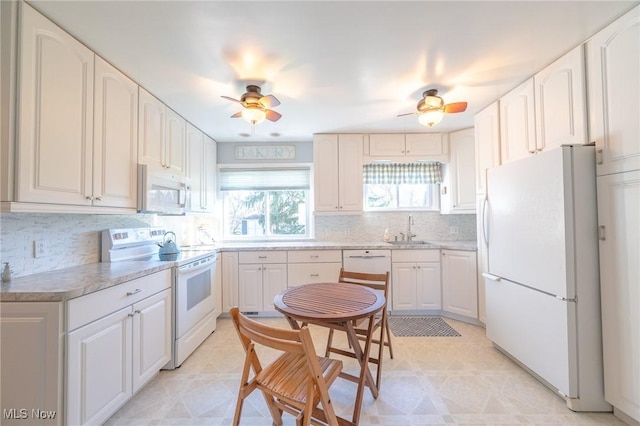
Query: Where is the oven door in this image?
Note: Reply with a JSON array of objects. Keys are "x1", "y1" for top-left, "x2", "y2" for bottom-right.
[{"x1": 176, "y1": 256, "x2": 216, "y2": 338}]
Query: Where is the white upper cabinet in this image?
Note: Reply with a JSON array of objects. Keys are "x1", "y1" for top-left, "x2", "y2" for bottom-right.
[
  {"x1": 441, "y1": 128, "x2": 476, "y2": 214},
  {"x1": 474, "y1": 102, "x2": 501, "y2": 195},
  {"x1": 588, "y1": 5, "x2": 640, "y2": 176},
  {"x1": 534, "y1": 45, "x2": 587, "y2": 151},
  {"x1": 93, "y1": 56, "x2": 138, "y2": 209},
  {"x1": 17, "y1": 4, "x2": 95, "y2": 206},
  {"x1": 368, "y1": 133, "x2": 448, "y2": 159},
  {"x1": 499, "y1": 78, "x2": 536, "y2": 164},
  {"x1": 15, "y1": 4, "x2": 138, "y2": 212},
  {"x1": 138, "y1": 88, "x2": 186, "y2": 176},
  {"x1": 313, "y1": 134, "x2": 363, "y2": 214},
  {"x1": 186, "y1": 123, "x2": 216, "y2": 213}
]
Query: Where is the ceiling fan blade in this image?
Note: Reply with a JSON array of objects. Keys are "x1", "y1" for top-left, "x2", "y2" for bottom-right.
[
  {"x1": 443, "y1": 102, "x2": 468, "y2": 113},
  {"x1": 265, "y1": 109, "x2": 282, "y2": 122},
  {"x1": 397, "y1": 112, "x2": 417, "y2": 117},
  {"x1": 221, "y1": 95, "x2": 243, "y2": 104},
  {"x1": 260, "y1": 94, "x2": 281, "y2": 108},
  {"x1": 230, "y1": 111, "x2": 243, "y2": 118}
]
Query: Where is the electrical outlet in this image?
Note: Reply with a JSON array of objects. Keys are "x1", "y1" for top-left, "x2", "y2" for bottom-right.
[
  {"x1": 34, "y1": 240, "x2": 48, "y2": 258},
  {"x1": 449, "y1": 226, "x2": 459, "y2": 235}
]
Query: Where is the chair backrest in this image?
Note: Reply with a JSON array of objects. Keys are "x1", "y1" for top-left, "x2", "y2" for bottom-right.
[{"x1": 338, "y1": 268, "x2": 390, "y2": 298}]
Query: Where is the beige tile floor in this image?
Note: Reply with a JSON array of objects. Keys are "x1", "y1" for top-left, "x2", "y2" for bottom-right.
[{"x1": 106, "y1": 316, "x2": 625, "y2": 425}]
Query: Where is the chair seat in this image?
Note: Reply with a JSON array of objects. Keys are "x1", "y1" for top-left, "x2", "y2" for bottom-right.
[{"x1": 258, "y1": 353, "x2": 343, "y2": 404}]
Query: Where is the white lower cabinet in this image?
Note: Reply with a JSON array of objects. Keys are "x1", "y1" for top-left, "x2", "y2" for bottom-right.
[
  {"x1": 442, "y1": 250, "x2": 478, "y2": 319},
  {"x1": 238, "y1": 251, "x2": 287, "y2": 313},
  {"x1": 391, "y1": 250, "x2": 441, "y2": 311},
  {"x1": 0, "y1": 302, "x2": 63, "y2": 426},
  {"x1": 287, "y1": 250, "x2": 343, "y2": 286},
  {"x1": 66, "y1": 270, "x2": 171, "y2": 426}
]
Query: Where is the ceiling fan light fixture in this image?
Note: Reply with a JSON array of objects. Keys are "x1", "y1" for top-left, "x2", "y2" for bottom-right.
[
  {"x1": 241, "y1": 107, "x2": 266, "y2": 124},
  {"x1": 418, "y1": 109, "x2": 444, "y2": 127}
]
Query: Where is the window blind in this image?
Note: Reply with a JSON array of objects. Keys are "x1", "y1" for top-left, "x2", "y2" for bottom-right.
[
  {"x1": 219, "y1": 167, "x2": 311, "y2": 191},
  {"x1": 363, "y1": 162, "x2": 443, "y2": 185}
]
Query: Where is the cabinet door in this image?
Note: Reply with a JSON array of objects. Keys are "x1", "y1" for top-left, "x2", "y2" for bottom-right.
[
  {"x1": 405, "y1": 133, "x2": 447, "y2": 157},
  {"x1": 337, "y1": 134, "x2": 363, "y2": 212},
  {"x1": 67, "y1": 307, "x2": 132, "y2": 426},
  {"x1": 391, "y1": 263, "x2": 417, "y2": 310},
  {"x1": 93, "y1": 56, "x2": 138, "y2": 208},
  {"x1": 132, "y1": 289, "x2": 171, "y2": 392},
  {"x1": 238, "y1": 264, "x2": 263, "y2": 312},
  {"x1": 442, "y1": 250, "x2": 478, "y2": 318},
  {"x1": 138, "y1": 88, "x2": 165, "y2": 170},
  {"x1": 262, "y1": 264, "x2": 287, "y2": 311},
  {"x1": 474, "y1": 102, "x2": 500, "y2": 195},
  {"x1": 1, "y1": 302, "x2": 62, "y2": 426},
  {"x1": 447, "y1": 128, "x2": 476, "y2": 212},
  {"x1": 222, "y1": 252, "x2": 239, "y2": 313},
  {"x1": 17, "y1": 4, "x2": 94, "y2": 205},
  {"x1": 202, "y1": 135, "x2": 217, "y2": 212},
  {"x1": 416, "y1": 262, "x2": 441, "y2": 309},
  {"x1": 597, "y1": 170, "x2": 640, "y2": 420},
  {"x1": 588, "y1": 5, "x2": 640, "y2": 176},
  {"x1": 313, "y1": 134, "x2": 340, "y2": 212},
  {"x1": 534, "y1": 45, "x2": 587, "y2": 151},
  {"x1": 165, "y1": 108, "x2": 186, "y2": 176},
  {"x1": 186, "y1": 123, "x2": 204, "y2": 211},
  {"x1": 499, "y1": 78, "x2": 536, "y2": 164},
  {"x1": 369, "y1": 134, "x2": 405, "y2": 156}
]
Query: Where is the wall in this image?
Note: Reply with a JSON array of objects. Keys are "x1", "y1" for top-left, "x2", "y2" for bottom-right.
[{"x1": 315, "y1": 211, "x2": 476, "y2": 243}]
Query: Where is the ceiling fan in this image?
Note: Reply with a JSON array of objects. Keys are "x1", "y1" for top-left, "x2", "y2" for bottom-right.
[
  {"x1": 398, "y1": 89, "x2": 467, "y2": 127},
  {"x1": 221, "y1": 84, "x2": 282, "y2": 126}
]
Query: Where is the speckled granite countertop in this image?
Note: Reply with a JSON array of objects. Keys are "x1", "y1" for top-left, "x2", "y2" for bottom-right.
[{"x1": 1, "y1": 240, "x2": 475, "y2": 302}]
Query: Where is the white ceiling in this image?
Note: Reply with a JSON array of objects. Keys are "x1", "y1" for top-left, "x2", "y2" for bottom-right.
[{"x1": 28, "y1": 0, "x2": 638, "y2": 143}]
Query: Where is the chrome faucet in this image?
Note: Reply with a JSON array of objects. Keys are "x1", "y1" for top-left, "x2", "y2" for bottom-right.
[{"x1": 407, "y1": 214, "x2": 416, "y2": 241}]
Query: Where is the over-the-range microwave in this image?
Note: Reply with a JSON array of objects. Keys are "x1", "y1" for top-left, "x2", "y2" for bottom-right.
[{"x1": 137, "y1": 164, "x2": 190, "y2": 215}]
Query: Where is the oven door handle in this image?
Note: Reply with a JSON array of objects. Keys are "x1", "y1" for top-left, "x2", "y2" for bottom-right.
[{"x1": 179, "y1": 257, "x2": 214, "y2": 273}]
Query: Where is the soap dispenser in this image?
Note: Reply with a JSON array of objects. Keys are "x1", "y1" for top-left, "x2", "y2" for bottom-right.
[{"x1": 2, "y1": 262, "x2": 12, "y2": 283}]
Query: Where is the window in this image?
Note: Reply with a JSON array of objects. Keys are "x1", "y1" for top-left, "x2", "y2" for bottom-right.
[
  {"x1": 220, "y1": 167, "x2": 311, "y2": 239},
  {"x1": 363, "y1": 162, "x2": 442, "y2": 211}
]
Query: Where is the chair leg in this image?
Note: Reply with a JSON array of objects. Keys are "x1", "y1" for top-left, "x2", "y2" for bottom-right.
[{"x1": 385, "y1": 317, "x2": 394, "y2": 359}]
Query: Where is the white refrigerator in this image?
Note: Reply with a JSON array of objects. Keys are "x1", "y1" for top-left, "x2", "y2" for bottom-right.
[{"x1": 483, "y1": 146, "x2": 611, "y2": 411}]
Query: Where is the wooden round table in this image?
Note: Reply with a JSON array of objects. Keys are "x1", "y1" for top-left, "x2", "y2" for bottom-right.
[{"x1": 274, "y1": 282, "x2": 386, "y2": 426}]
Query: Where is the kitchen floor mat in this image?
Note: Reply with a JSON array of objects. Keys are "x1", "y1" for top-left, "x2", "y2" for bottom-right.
[{"x1": 388, "y1": 316, "x2": 461, "y2": 337}]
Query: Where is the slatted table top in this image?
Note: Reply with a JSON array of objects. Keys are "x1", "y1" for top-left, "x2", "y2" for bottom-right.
[{"x1": 274, "y1": 282, "x2": 386, "y2": 323}]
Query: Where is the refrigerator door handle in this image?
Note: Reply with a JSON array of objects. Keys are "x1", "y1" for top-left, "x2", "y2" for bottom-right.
[
  {"x1": 482, "y1": 196, "x2": 490, "y2": 245},
  {"x1": 482, "y1": 272, "x2": 501, "y2": 282}
]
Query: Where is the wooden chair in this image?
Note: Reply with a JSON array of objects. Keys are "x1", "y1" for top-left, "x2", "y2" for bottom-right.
[
  {"x1": 230, "y1": 307, "x2": 343, "y2": 426},
  {"x1": 324, "y1": 268, "x2": 393, "y2": 390}
]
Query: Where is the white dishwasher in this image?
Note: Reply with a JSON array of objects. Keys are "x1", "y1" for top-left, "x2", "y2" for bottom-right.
[{"x1": 342, "y1": 249, "x2": 392, "y2": 309}]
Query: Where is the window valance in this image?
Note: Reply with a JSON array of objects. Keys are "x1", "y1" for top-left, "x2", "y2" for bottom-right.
[
  {"x1": 363, "y1": 162, "x2": 443, "y2": 185},
  {"x1": 219, "y1": 167, "x2": 310, "y2": 191}
]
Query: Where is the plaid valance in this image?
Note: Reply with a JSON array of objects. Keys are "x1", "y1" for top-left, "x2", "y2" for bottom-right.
[{"x1": 363, "y1": 162, "x2": 443, "y2": 185}]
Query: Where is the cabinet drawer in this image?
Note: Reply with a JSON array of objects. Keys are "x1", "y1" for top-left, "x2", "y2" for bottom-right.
[
  {"x1": 238, "y1": 251, "x2": 287, "y2": 264},
  {"x1": 67, "y1": 269, "x2": 172, "y2": 331},
  {"x1": 392, "y1": 249, "x2": 440, "y2": 263},
  {"x1": 287, "y1": 263, "x2": 343, "y2": 286},
  {"x1": 287, "y1": 250, "x2": 342, "y2": 263}
]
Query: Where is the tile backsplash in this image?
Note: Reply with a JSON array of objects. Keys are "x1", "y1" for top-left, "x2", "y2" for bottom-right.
[
  {"x1": 0, "y1": 211, "x2": 476, "y2": 278},
  {"x1": 315, "y1": 211, "x2": 476, "y2": 243}
]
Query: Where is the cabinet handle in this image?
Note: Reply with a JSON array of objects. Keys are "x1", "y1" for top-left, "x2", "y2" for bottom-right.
[
  {"x1": 128, "y1": 313, "x2": 135, "y2": 318},
  {"x1": 258, "y1": 256, "x2": 267, "y2": 259},
  {"x1": 85, "y1": 196, "x2": 93, "y2": 201},
  {"x1": 598, "y1": 225, "x2": 606, "y2": 241},
  {"x1": 134, "y1": 310, "x2": 141, "y2": 314},
  {"x1": 406, "y1": 150, "x2": 410, "y2": 154},
  {"x1": 310, "y1": 255, "x2": 319, "y2": 259},
  {"x1": 127, "y1": 289, "x2": 142, "y2": 296},
  {"x1": 310, "y1": 273, "x2": 319, "y2": 277},
  {"x1": 596, "y1": 148, "x2": 604, "y2": 165},
  {"x1": 528, "y1": 150, "x2": 536, "y2": 154},
  {"x1": 95, "y1": 196, "x2": 102, "y2": 201}
]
